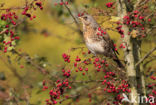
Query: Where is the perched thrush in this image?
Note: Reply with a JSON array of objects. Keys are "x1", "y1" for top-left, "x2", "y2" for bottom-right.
[{"x1": 79, "y1": 14, "x2": 124, "y2": 68}]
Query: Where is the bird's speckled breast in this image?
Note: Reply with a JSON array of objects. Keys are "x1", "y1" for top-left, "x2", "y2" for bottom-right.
[
  {"x1": 83, "y1": 25, "x2": 105, "y2": 54},
  {"x1": 85, "y1": 37, "x2": 105, "y2": 54}
]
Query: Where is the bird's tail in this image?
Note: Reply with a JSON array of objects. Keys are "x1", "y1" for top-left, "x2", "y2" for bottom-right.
[{"x1": 113, "y1": 57, "x2": 124, "y2": 68}]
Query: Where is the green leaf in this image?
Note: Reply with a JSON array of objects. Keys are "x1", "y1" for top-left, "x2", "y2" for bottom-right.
[
  {"x1": 4, "y1": 34, "x2": 16, "y2": 51},
  {"x1": 0, "y1": 19, "x2": 7, "y2": 26}
]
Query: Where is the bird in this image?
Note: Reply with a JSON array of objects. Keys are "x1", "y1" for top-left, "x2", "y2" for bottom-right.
[{"x1": 78, "y1": 14, "x2": 124, "y2": 68}]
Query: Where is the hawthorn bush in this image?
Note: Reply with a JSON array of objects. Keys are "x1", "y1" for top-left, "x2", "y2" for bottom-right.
[{"x1": 0, "y1": 0, "x2": 156, "y2": 105}]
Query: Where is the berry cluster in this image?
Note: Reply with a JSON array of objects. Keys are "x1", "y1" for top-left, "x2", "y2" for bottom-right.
[
  {"x1": 115, "y1": 10, "x2": 152, "y2": 49},
  {"x1": 1, "y1": 12, "x2": 18, "y2": 25},
  {"x1": 42, "y1": 80, "x2": 49, "y2": 91},
  {"x1": 77, "y1": 12, "x2": 85, "y2": 17},
  {"x1": 22, "y1": 1, "x2": 43, "y2": 20},
  {"x1": 45, "y1": 79, "x2": 71, "y2": 105},
  {"x1": 150, "y1": 75, "x2": 156, "y2": 80},
  {"x1": 121, "y1": 10, "x2": 151, "y2": 38},
  {"x1": 93, "y1": 57, "x2": 108, "y2": 72},
  {"x1": 74, "y1": 55, "x2": 91, "y2": 75},
  {"x1": 1, "y1": 11, "x2": 20, "y2": 53},
  {"x1": 62, "y1": 69, "x2": 71, "y2": 78},
  {"x1": 36, "y1": 2, "x2": 43, "y2": 10},
  {"x1": 106, "y1": 2, "x2": 114, "y2": 8},
  {"x1": 96, "y1": 27, "x2": 107, "y2": 37},
  {"x1": 62, "y1": 53, "x2": 70, "y2": 63},
  {"x1": 102, "y1": 80, "x2": 130, "y2": 104},
  {"x1": 22, "y1": 7, "x2": 36, "y2": 20},
  {"x1": 54, "y1": 1, "x2": 69, "y2": 6},
  {"x1": 0, "y1": 0, "x2": 44, "y2": 53},
  {"x1": 45, "y1": 50, "x2": 129, "y2": 105}
]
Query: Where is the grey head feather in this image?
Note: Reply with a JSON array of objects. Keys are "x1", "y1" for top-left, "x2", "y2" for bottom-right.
[{"x1": 80, "y1": 14, "x2": 99, "y2": 30}]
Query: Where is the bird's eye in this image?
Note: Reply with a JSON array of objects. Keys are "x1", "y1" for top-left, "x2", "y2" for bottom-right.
[{"x1": 83, "y1": 16, "x2": 88, "y2": 20}]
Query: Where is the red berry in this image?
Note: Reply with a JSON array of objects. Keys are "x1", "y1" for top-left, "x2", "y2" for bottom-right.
[
  {"x1": 20, "y1": 65, "x2": 24, "y2": 68},
  {"x1": 54, "y1": 3, "x2": 58, "y2": 6},
  {"x1": 60, "y1": 2, "x2": 63, "y2": 5},
  {"x1": 98, "y1": 27, "x2": 101, "y2": 31},
  {"x1": 148, "y1": 18, "x2": 151, "y2": 22},
  {"x1": 65, "y1": 1, "x2": 68, "y2": 5},
  {"x1": 106, "y1": 2, "x2": 113, "y2": 8}
]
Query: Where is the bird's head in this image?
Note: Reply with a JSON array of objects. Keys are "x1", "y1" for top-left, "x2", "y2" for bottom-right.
[{"x1": 78, "y1": 14, "x2": 98, "y2": 28}]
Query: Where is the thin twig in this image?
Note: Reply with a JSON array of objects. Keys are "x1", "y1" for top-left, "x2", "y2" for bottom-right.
[
  {"x1": 0, "y1": 55, "x2": 23, "y2": 82},
  {"x1": 11, "y1": 49, "x2": 49, "y2": 74},
  {"x1": 0, "y1": 19, "x2": 25, "y2": 35},
  {"x1": 0, "y1": 7, "x2": 25, "y2": 10},
  {"x1": 134, "y1": 0, "x2": 149, "y2": 9},
  {"x1": 61, "y1": 0, "x2": 83, "y2": 35},
  {"x1": 25, "y1": 0, "x2": 28, "y2": 7},
  {"x1": 70, "y1": 80, "x2": 104, "y2": 83},
  {"x1": 0, "y1": 0, "x2": 36, "y2": 11},
  {"x1": 135, "y1": 47, "x2": 156, "y2": 67},
  {"x1": 61, "y1": 0, "x2": 79, "y2": 26},
  {"x1": 59, "y1": 94, "x2": 81, "y2": 104}
]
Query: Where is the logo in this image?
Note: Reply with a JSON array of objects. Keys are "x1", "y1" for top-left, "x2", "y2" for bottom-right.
[
  {"x1": 122, "y1": 93, "x2": 155, "y2": 103},
  {"x1": 122, "y1": 93, "x2": 131, "y2": 102}
]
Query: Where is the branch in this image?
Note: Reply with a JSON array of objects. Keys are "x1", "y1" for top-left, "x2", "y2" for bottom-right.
[
  {"x1": 11, "y1": 49, "x2": 49, "y2": 74},
  {"x1": 0, "y1": 7, "x2": 25, "y2": 10},
  {"x1": 134, "y1": 0, "x2": 143, "y2": 9},
  {"x1": 70, "y1": 80, "x2": 104, "y2": 83},
  {"x1": 61, "y1": 0, "x2": 83, "y2": 35},
  {"x1": 0, "y1": 55, "x2": 23, "y2": 82},
  {"x1": 25, "y1": 0, "x2": 28, "y2": 7},
  {"x1": 0, "y1": 19, "x2": 25, "y2": 35},
  {"x1": 0, "y1": 29, "x2": 7, "y2": 35},
  {"x1": 59, "y1": 94, "x2": 81, "y2": 104},
  {"x1": 0, "y1": 0, "x2": 36, "y2": 11},
  {"x1": 143, "y1": 57, "x2": 156, "y2": 68},
  {"x1": 134, "y1": 0, "x2": 149, "y2": 9},
  {"x1": 135, "y1": 47, "x2": 156, "y2": 67},
  {"x1": 61, "y1": 0, "x2": 78, "y2": 26}
]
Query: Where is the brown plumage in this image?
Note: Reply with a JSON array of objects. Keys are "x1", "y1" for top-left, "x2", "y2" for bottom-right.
[{"x1": 79, "y1": 14, "x2": 124, "y2": 68}]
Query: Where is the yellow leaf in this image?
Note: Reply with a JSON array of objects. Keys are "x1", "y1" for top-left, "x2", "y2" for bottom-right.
[
  {"x1": 110, "y1": 16, "x2": 120, "y2": 22},
  {"x1": 4, "y1": 35, "x2": 16, "y2": 51},
  {"x1": 131, "y1": 30, "x2": 139, "y2": 38}
]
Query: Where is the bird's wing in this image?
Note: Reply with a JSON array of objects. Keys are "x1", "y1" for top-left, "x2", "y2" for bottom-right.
[{"x1": 96, "y1": 29, "x2": 119, "y2": 55}]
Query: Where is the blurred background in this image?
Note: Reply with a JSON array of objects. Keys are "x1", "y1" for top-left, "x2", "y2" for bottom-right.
[{"x1": 0, "y1": 0, "x2": 155, "y2": 105}]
